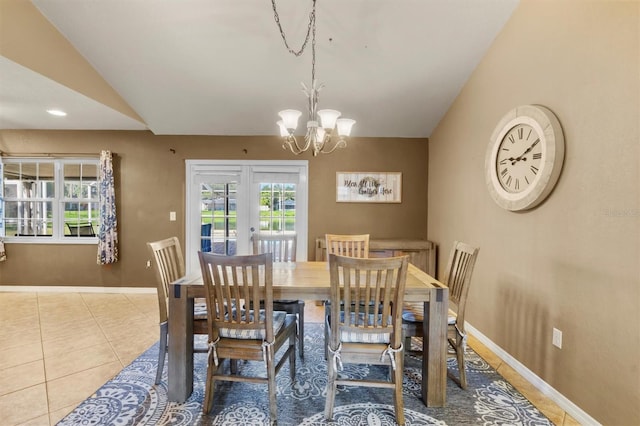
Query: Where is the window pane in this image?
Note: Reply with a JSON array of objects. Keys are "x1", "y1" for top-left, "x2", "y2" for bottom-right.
[
  {"x1": 38, "y1": 163, "x2": 55, "y2": 198},
  {"x1": 200, "y1": 182, "x2": 237, "y2": 255},
  {"x1": 258, "y1": 182, "x2": 296, "y2": 234},
  {"x1": 13, "y1": 201, "x2": 53, "y2": 236}
]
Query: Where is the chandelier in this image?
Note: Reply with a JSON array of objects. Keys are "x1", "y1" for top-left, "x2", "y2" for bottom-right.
[{"x1": 272, "y1": 0, "x2": 356, "y2": 156}]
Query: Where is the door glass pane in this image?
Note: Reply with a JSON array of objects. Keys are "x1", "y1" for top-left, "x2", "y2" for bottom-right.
[
  {"x1": 258, "y1": 182, "x2": 296, "y2": 234},
  {"x1": 200, "y1": 182, "x2": 237, "y2": 255}
]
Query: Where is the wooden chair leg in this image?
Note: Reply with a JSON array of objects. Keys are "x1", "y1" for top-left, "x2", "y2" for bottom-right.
[
  {"x1": 266, "y1": 346, "x2": 278, "y2": 425},
  {"x1": 393, "y1": 351, "x2": 405, "y2": 425},
  {"x1": 324, "y1": 303, "x2": 330, "y2": 360},
  {"x1": 289, "y1": 332, "x2": 296, "y2": 381},
  {"x1": 202, "y1": 356, "x2": 216, "y2": 414},
  {"x1": 155, "y1": 322, "x2": 168, "y2": 385},
  {"x1": 297, "y1": 301, "x2": 305, "y2": 359},
  {"x1": 324, "y1": 350, "x2": 338, "y2": 420},
  {"x1": 456, "y1": 334, "x2": 467, "y2": 390}
]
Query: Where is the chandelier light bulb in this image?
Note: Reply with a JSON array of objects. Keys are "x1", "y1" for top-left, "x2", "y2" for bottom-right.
[
  {"x1": 278, "y1": 109, "x2": 302, "y2": 130},
  {"x1": 336, "y1": 118, "x2": 356, "y2": 136},
  {"x1": 276, "y1": 120, "x2": 289, "y2": 137},
  {"x1": 317, "y1": 109, "x2": 341, "y2": 129}
]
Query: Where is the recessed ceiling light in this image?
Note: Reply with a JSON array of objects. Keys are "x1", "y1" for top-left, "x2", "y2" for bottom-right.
[{"x1": 47, "y1": 109, "x2": 67, "y2": 116}]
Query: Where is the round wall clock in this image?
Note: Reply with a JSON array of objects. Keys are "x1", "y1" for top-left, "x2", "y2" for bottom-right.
[{"x1": 485, "y1": 104, "x2": 565, "y2": 211}]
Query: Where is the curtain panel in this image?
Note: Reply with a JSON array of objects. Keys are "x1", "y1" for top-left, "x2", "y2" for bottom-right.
[{"x1": 97, "y1": 150, "x2": 118, "y2": 264}]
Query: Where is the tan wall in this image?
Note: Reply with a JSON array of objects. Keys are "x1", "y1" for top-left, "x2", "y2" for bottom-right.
[
  {"x1": 427, "y1": 1, "x2": 639, "y2": 424},
  {"x1": 0, "y1": 131, "x2": 428, "y2": 287}
]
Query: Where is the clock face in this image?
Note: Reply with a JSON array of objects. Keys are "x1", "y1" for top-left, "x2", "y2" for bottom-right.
[
  {"x1": 485, "y1": 105, "x2": 565, "y2": 211},
  {"x1": 495, "y1": 123, "x2": 542, "y2": 193}
]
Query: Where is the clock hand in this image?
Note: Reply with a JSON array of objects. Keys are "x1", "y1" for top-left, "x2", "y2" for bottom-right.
[{"x1": 518, "y1": 138, "x2": 540, "y2": 159}]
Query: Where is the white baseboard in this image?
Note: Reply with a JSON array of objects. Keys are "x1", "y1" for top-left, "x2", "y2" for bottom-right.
[
  {"x1": 0, "y1": 285, "x2": 156, "y2": 294},
  {"x1": 466, "y1": 322, "x2": 600, "y2": 426}
]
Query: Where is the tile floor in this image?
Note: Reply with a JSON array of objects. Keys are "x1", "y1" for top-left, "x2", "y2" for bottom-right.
[{"x1": 0, "y1": 292, "x2": 578, "y2": 426}]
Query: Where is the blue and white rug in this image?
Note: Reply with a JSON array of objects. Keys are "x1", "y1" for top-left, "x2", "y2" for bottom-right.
[{"x1": 58, "y1": 323, "x2": 552, "y2": 425}]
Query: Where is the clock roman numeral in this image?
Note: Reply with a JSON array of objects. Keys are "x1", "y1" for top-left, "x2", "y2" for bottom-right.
[
  {"x1": 515, "y1": 179, "x2": 519, "y2": 190},
  {"x1": 499, "y1": 159, "x2": 508, "y2": 165},
  {"x1": 500, "y1": 168, "x2": 508, "y2": 177},
  {"x1": 525, "y1": 176, "x2": 530, "y2": 185},
  {"x1": 508, "y1": 134, "x2": 515, "y2": 144},
  {"x1": 518, "y1": 127, "x2": 523, "y2": 139},
  {"x1": 533, "y1": 153, "x2": 542, "y2": 160},
  {"x1": 505, "y1": 175, "x2": 512, "y2": 187},
  {"x1": 530, "y1": 165, "x2": 539, "y2": 175},
  {"x1": 526, "y1": 128, "x2": 532, "y2": 140}
]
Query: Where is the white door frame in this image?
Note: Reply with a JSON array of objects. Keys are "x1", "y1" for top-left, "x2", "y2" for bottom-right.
[{"x1": 185, "y1": 159, "x2": 308, "y2": 274}]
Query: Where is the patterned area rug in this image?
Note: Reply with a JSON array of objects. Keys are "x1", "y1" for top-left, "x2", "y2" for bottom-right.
[{"x1": 58, "y1": 323, "x2": 552, "y2": 425}]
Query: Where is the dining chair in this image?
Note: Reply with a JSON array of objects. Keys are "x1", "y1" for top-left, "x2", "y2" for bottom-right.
[
  {"x1": 402, "y1": 240, "x2": 479, "y2": 389},
  {"x1": 323, "y1": 233, "x2": 370, "y2": 358},
  {"x1": 198, "y1": 251, "x2": 297, "y2": 424},
  {"x1": 325, "y1": 253, "x2": 409, "y2": 425},
  {"x1": 147, "y1": 236, "x2": 208, "y2": 385},
  {"x1": 252, "y1": 232, "x2": 305, "y2": 358}
]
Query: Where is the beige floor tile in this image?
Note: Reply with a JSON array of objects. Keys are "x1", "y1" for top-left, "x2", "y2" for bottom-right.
[
  {"x1": 44, "y1": 342, "x2": 119, "y2": 381},
  {"x1": 42, "y1": 330, "x2": 109, "y2": 359},
  {"x1": 303, "y1": 300, "x2": 325, "y2": 323},
  {"x1": 0, "y1": 317, "x2": 41, "y2": 344},
  {"x1": 125, "y1": 293, "x2": 159, "y2": 318},
  {"x1": 49, "y1": 403, "x2": 77, "y2": 425},
  {"x1": 0, "y1": 359, "x2": 45, "y2": 397},
  {"x1": 0, "y1": 342, "x2": 43, "y2": 371},
  {"x1": 46, "y1": 360, "x2": 122, "y2": 412},
  {"x1": 111, "y1": 330, "x2": 158, "y2": 366},
  {"x1": 39, "y1": 318, "x2": 102, "y2": 343},
  {"x1": 0, "y1": 383, "x2": 49, "y2": 426},
  {"x1": 97, "y1": 314, "x2": 157, "y2": 342},
  {"x1": 17, "y1": 413, "x2": 50, "y2": 426}
]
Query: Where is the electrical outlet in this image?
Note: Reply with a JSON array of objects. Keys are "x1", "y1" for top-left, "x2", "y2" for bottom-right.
[
  {"x1": 146, "y1": 260, "x2": 151, "y2": 268},
  {"x1": 169, "y1": 211, "x2": 177, "y2": 221},
  {"x1": 552, "y1": 328, "x2": 562, "y2": 348}
]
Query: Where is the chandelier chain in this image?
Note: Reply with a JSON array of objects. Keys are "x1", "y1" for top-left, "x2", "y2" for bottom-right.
[{"x1": 271, "y1": 0, "x2": 316, "y2": 58}]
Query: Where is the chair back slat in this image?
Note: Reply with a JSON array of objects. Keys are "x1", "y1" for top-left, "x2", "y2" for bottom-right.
[
  {"x1": 147, "y1": 237, "x2": 186, "y2": 323},
  {"x1": 442, "y1": 241, "x2": 479, "y2": 327},
  {"x1": 252, "y1": 233, "x2": 297, "y2": 262},
  {"x1": 325, "y1": 234, "x2": 370, "y2": 259},
  {"x1": 198, "y1": 252, "x2": 275, "y2": 342},
  {"x1": 328, "y1": 254, "x2": 408, "y2": 347}
]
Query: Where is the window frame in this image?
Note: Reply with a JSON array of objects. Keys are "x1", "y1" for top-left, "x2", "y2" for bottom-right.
[{"x1": 1, "y1": 157, "x2": 100, "y2": 244}]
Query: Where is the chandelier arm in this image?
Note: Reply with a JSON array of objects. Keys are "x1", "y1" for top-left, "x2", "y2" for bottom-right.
[
  {"x1": 271, "y1": 0, "x2": 316, "y2": 57},
  {"x1": 317, "y1": 135, "x2": 348, "y2": 154}
]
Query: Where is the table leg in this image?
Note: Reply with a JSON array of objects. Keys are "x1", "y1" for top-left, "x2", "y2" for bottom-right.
[
  {"x1": 422, "y1": 286, "x2": 448, "y2": 407},
  {"x1": 168, "y1": 284, "x2": 195, "y2": 402}
]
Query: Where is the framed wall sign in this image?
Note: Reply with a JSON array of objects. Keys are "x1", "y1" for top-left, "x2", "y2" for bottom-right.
[{"x1": 336, "y1": 172, "x2": 402, "y2": 203}]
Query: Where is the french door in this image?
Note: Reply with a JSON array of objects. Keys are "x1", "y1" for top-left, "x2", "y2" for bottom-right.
[{"x1": 185, "y1": 160, "x2": 308, "y2": 274}]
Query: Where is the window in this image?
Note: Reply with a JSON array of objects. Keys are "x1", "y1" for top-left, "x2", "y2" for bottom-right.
[{"x1": 1, "y1": 158, "x2": 99, "y2": 243}]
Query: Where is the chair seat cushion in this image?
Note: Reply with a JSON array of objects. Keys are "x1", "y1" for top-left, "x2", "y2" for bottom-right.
[
  {"x1": 194, "y1": 302, "x2": 208, "y2": 320},
  {"x1": 402, "y1": 302, "x2": 456, "y2": 325},
  {"x1": 331, "y1": 312, "x2": 393, "y2": 344},
  {"x1": 218, "y1": 310, "x2": 287, "y2": 340}
]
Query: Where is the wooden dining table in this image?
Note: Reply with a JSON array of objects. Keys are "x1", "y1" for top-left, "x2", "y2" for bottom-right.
[{"x1": 168, "y1": 261, "x2": 449, "y2": 407}]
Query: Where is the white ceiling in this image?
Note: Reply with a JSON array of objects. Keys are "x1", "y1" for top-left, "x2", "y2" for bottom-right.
[{"x1": 0, "y1": 0, "x2": 519, "y2": 138}]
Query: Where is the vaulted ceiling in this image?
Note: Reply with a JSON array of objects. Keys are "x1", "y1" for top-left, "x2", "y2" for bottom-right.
[{"x1": 0, "y1": 0, "x2": 519, "y2": 138}]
